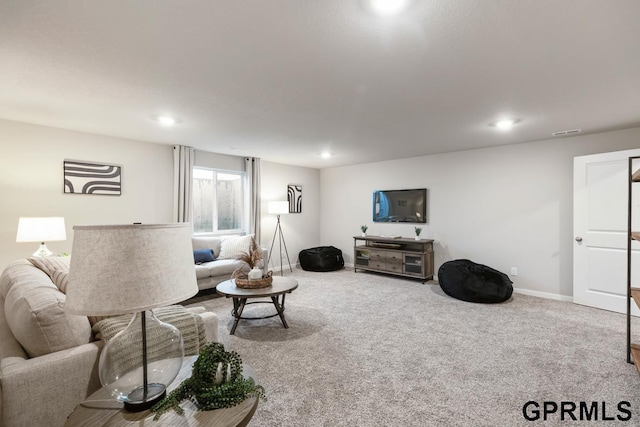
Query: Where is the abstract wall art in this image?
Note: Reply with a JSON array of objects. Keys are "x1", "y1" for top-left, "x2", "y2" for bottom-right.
[
  {"x1": 287, "y1": 184, "x2": 302, "y2": 213},
  {"x1": 63, "y1": 160, "x2": 122, "y2": 195}
]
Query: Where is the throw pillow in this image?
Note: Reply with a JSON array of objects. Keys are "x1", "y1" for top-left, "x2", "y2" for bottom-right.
[
  {"x1": 26, "y1": 257, "x2": 109, "y2": 325},
  {"x1": 27, "y1": 256, "x2": 71, "y2": 275},
  {"x1": 218, "y1": 234, "x2": 254, "y2": 260},
  {"x1": 194, "y1": 248, "x2": 216, "y2": 264},
  {"x1": 50, "y1": 269, "x2": 69, "y2": 293},
  {"x1": 28, "y1": 256, "x2": 71, "y2": 293}
]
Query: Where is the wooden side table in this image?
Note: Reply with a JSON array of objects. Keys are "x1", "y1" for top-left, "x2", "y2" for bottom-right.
[{"x1": 65, "y1": 356, "x2": 259, "y2": 427}]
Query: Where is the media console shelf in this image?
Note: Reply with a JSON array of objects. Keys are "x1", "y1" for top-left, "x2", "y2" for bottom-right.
[{"x1": 353, "y1": 235, "x2": 434, "y2": 283}]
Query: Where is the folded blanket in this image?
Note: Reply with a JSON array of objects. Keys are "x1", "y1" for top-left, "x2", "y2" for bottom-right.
[{"x1": 93, "y1": 305, "x2": 206, "y2": 376}]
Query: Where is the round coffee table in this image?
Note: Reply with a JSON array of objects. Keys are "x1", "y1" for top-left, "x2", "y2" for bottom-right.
[
  {"x1": 64, "y1": 356, "x2": 258, "y2": 426},
  {"x1": 216, "y1": 276, "x2": 298, "y2": 335}
]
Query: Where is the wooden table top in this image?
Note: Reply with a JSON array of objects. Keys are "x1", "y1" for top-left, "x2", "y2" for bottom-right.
[
  {"x1": 65, "y1": 356, "x2": 259, "y2": 427},
  {"x1": 216, "y1": 276, "x2": 298, "y2": 298}
]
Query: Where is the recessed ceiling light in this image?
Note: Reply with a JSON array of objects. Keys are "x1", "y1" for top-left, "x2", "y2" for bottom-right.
[
  {"x1": 321, "y1": 151, "x2": 332, "y2": 159},
  {"x1": 153, "y1": 115, "x2": 179, "y2": 126},
  {"x1": 370, "y1": 0, "x2": 408, "y2": 16},
  {"x1": 492, "y1": 119, "x2": 519, "y2": 130}
]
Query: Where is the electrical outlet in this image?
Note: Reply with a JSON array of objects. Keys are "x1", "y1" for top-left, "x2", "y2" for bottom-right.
[{"x1": 510, "y1": 267, "x2": 518, "y2": 276}]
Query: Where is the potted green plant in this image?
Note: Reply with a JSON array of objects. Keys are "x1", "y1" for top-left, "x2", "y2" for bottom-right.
[
  {"x1": 152, "y1": 342, "x2": 266, "y2": 419},
  {"x1": 414, "y1": 226, "x2": 422, "y2": 240},
  {"x1": 360, "y1": 225, "x2": 368, "y2": 237}
]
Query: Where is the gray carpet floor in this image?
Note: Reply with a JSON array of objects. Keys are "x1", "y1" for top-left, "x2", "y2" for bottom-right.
[{"x1": 185, "y1": 268, "x2": 640, "y2": 426}]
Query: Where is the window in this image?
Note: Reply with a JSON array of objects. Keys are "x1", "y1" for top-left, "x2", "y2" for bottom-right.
[{"x1": 192, "y1": 167, "x2": 246, "y2": 234}]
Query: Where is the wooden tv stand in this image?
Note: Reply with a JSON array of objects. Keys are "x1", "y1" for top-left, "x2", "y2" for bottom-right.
[{"x1": 353, "y1": 235, "x2": 434, "y2": 283}]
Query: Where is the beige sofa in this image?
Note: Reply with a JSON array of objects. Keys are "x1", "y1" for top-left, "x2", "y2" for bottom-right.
[
  {"x1": 0, "y1": 259, "x2": 218, "y2": 427},
  {"x1": 192, "y1": 235, "x2": 268, "y2": 290}
]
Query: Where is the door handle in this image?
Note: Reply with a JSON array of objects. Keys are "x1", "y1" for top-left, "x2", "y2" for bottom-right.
[{"x1": 575, "y1": 236, "x2": 583, "y2": 242}]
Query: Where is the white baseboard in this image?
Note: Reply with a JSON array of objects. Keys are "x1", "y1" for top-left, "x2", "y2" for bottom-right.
[
  {"x1": 512, "y1": 287, "x2": 573, "y2": 302},
  {"x1": 343, "y1": 263, "x2": 573, "y2": 303}
]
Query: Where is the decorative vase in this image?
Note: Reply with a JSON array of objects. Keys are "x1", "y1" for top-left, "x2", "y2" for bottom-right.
[
  {"x1": 214, "y1": 362, "x2": 233, "y2": 385},
  {"x1": 248, "y1": 267, "x2": 263, "y2": 280},
  {"x1": 415, "y1": 236, "x2": 420, "y2": 240},
  {"x1": 99, "y1": 311, "x2": 183, "y2": 411},
  {"x1": 361, "y1": 232, "x2": 367, "y2": 237}
]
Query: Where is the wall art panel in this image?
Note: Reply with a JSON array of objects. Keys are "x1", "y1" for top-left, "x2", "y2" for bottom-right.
[
  {"x1": 64, "y1": 160, "x2": 121, "y2": 195},
  {"x1": 287, "y1": 184, "x2": 302, "y2": 213}
]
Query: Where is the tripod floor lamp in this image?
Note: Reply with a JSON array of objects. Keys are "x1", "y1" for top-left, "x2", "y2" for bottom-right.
[{"x1": 267, "y1": 201, "x2": 292, "y2": 276}]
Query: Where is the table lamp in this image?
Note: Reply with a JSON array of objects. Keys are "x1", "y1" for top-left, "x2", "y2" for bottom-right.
[
  {"x1": 64, "y1": 223, "x2": 198, "y2": 412},
  {"x1": 16, "y1": 217, "x2": 67, "y2": 256},
  {"x1": 267, "y1": 201, "x2": 292, "y2": 276}
]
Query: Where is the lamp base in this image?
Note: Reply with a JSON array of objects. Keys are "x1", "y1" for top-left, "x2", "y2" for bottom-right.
[
  {"x1": 32, "y1": 242, "x2": 53, "y2": 257},
  {"x1": 98, "y1": 311, "x2": 183, "y2": 413},
  {"x1": 123, "y1": 383, "x2": 166, "y2": 412}
]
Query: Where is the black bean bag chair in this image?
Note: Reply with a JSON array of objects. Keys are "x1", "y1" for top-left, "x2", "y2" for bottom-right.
[
  {"x1": 299, "y1": 246, "x2": 345, "y2": 272},
  {"x1": 438, "y1": 259, "x2": 513, "y2": 303}
]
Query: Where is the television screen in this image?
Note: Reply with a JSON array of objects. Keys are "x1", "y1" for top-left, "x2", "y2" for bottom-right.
[{"x1": 373, "y1": 188, "x2": 427, "y2": 223}]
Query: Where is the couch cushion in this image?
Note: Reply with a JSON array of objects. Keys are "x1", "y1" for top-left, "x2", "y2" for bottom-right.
[
  {"x1": 195, "y1": 264, "x2": 213, "y2": 280},
  {"x1": 192, "y1": 236, "x2": 223, "y2": 258},
  {"x1": 218, "y1": 234, "x2": 254, "y2": 260},
  {"x1": 195, "y1": 259, "x2": 244, "y2": 280},
  {"x1": 2, "y1": 262, "x2": 92, "y2": 357},
  {"x1": 206, "y1": 259, "x2": 246, "y2": 276}
]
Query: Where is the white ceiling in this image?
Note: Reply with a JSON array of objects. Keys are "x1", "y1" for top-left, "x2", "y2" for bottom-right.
[{"x1": 1, "y1": 1, "x2": 639, "y2": 169}]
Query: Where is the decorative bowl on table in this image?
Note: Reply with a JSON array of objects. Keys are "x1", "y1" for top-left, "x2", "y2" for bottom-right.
[{"x1": 232, "y1": 268, "x2": 273, "y2": 289}]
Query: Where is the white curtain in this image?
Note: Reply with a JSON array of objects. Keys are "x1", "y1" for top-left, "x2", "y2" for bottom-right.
[
  {"x1": 245, "y1": 157, "x2": 261, "y2": 244},
  {"x1": 173, "y1": 145, "x2": 195, "y2": 223}
]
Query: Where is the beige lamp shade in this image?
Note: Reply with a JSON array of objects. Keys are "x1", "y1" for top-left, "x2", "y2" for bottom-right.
[
  {"x1": 16, "y1": 217, "x2": 67, "y2": 242},
  {"x1": 268, "y1": 201, "x2": 289, "y2": 215},
  {"x1": 64, "y1": 223, "x2": 198, "y2": 316}
]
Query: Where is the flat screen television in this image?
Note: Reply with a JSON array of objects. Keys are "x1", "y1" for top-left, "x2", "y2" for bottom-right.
[{"x1": 373, "y1": 188, "x2": 427, "y2": 223}]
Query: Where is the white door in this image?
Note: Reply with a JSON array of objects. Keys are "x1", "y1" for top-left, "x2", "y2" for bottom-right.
[{"x1": 574, "y1": 148, "x2": 640, "y2": 314}]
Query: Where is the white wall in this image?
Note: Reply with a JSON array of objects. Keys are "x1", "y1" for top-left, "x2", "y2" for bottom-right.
[
  {"x1": 0, "y1": 119, "x2": 321, "y2": 273},
  {"x1": 0, "y1": 119, "x2": 175, "y2": 270},
  {"x1": 261, "y1": 161, "x2": 321, "y2": 272},
  {"x1": 320, "y1": 126, "x2": 640, "y2": 299}
]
